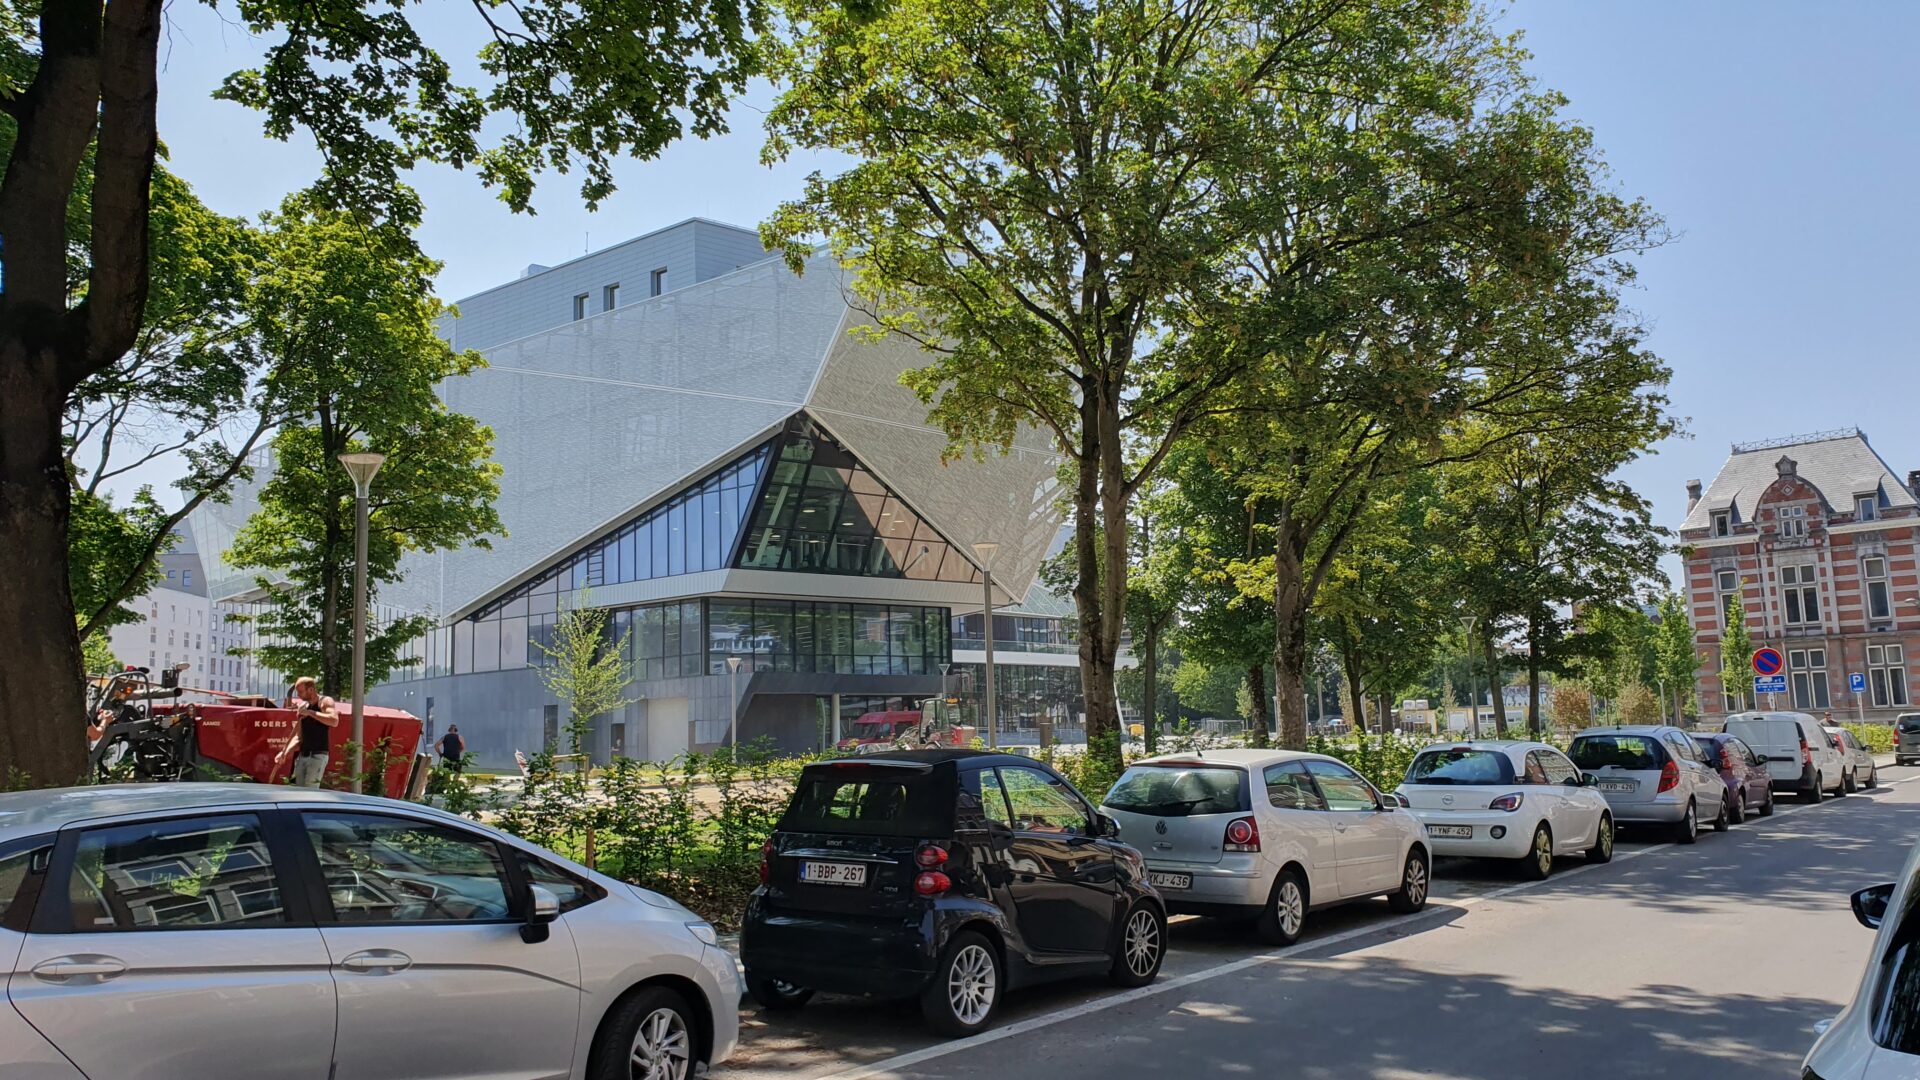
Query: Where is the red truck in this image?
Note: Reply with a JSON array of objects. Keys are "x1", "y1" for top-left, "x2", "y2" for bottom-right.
[{"x1": 836, "y1": 709, "x2": 975, "y2": 752}]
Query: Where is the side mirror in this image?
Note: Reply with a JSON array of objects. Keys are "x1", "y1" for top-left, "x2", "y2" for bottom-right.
[
  {"x1": 1853, "y1": 883, "x2": 1896, "y2": 930},
  {"x1": 1562, "y1": 776, "x2": 1581, "y2": 787},
  {"x1": 521, "y1": 883, "x2": 561, "y2": 943},
  {"x1": 1382, "y1": 791, "x2": 1410, "y2": 809},
  {"x1": 1096, "y1": 812, "x2": 1121, "y2": 838}
]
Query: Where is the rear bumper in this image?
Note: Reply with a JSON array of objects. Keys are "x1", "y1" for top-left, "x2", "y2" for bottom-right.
[
  {"x1": 1603, "y1": 793, "x2": 1690, "y2": 825},
  {"x1": 1766, "y1": 763, "x2": 1819, "y2": 791},
  {"x1": 739, "y1": 901, "x2": 936, "y2": 998},
  {"x1": 1406, "y1": 811, "x2": 1535, "y2": 858},
  {"x1": 1144, "y1": 861, "x2": 1268, "y2": 912}
]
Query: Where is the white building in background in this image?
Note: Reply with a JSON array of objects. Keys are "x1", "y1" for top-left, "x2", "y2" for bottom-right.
[{"x1": 104, "y1": 525, "x2": 212, "y2": 685}]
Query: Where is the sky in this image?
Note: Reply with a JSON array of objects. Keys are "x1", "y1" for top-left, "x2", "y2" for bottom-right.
[{"x1": 130, "y1": 1, "x2": 1920, "y2": 588}]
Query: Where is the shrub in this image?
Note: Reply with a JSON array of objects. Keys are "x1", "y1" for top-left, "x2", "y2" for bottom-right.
[{"x1": 1847, "y1": 722, "x2": 1894, "y2": 755}]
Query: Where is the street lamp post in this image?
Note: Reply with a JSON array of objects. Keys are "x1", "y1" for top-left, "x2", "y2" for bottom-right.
[
  {"x1": 338, "y1": 451, "x2": 386, "y2": 794},
  {"x1": 973, "y1": 541, "x2": 1001, "y2": 750},
  {"x1": 726, "y1": 656, "x2": 743, "y2": 761},
  {"x1": 1460, "y1": 614, "x2": 1480, "y2": 740}
]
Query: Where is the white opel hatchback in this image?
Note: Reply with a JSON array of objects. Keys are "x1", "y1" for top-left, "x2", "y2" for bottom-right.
[
  {"x1": 1803, "y1": 836, "x2": 1920, "y2": 1079},
  {"x1": 1099, "y1": 750, "x2": 1430, "y2": 946},
  {"x1": 0, "y1": 784, "x2": 738, "y2": 1080},
  {"x1": 1392, "y1": 741, "x2": 1614, "y2": 880}
]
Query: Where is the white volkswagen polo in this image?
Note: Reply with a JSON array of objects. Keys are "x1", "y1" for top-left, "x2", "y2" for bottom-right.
[
  {"x1": 1099, "y1": 749, "x2": 1430, "y2": 946},
  {"x1": 1392, "y1": 741, "x2": 1614, "y2": 879}
]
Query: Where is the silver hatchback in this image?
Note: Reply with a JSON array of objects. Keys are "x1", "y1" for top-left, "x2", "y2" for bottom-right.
[
  {"x1": 0, "y1": 784, "x2": 737, "y2": 1080},
  {"x1": 1568, "y1": 726, "x2": 1728, "y2": 843}
]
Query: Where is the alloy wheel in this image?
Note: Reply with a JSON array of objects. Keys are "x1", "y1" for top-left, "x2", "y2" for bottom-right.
[
  {"x1": 629, "y1": 1007, "x2": 691, "y2": 1080},
  {"x1": 1404, "y1": 856, "x2": 1428, "y2": 907},
  {"x1": 1124, "y1": 908, "x2": 1161, "y2": 978},
  {"x1": 1276, "y1": 878, "x2": 1305, "y2": 937},
  {"x1": 947, "y1": 943, "x2": 997, "y2": 1026},
  {"x1": 1598, "y1": 818, "x2": 1614, "y2": 859},
  {"x1": 1534, "y1": 827, "x2": 1552, "y2": 876}
]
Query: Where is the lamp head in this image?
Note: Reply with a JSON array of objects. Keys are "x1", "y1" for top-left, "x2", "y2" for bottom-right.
[
  {"x1": 338, "y1": 452, "x2": 387, "y2": 494},
  {"x1": 971, "y1": 540, "x2": 1001, "y2": 571}
]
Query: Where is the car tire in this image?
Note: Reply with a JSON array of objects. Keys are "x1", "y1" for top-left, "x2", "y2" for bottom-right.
[
  {"x1": 1675, "y1": 800, "x2": 1698, "y2": 845},
  {"x1": 1758, "y1": 789, "x2": 1775, "y2": 817},
  {"x1": 1867, "y1": 766, "x2": 1878, "y2": 789},
  {"x1": 1727, "y1": 793, "x2": 1746, "y2": 825},
  {"x1": 1805, "y1": 775, "x2": 1824, "y2": 804},
  {"x1": 1110, "y1": 902, "x2": 1166, "y2": 987},
  {"x1": 586, "y1": 985, "x2": 698, "y2": 1080},
  {"x1": 1844, "y1": 769, "x2": 1858, "y2": 794},
  {"x1": 1519, "y1": 824, "x2": 1553, "y2": 881},
  {"x1": 922, "y1": 930, "x2": 1002, "y2": 1037},
  {"x1": 746, "y1": 974, "x2": 815, "y2": 1011},
  {"x1": 1586, "y1": 814, "x2": 1614, "y2": 864},
  {"x1": 1712, "y1": 797, "x2": 1730, "y2": 832},
  {"x1": 1387, "y1": 849, "x2": 1430, "y2": 913},
  {"x1": 1253, "y1": 867, "x2": 1309, "y2": 946}
]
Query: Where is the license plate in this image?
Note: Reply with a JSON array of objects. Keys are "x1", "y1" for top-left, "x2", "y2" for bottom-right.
[
  {"x1": 799, "y1": 861, "x2": 868, "y2": 887},
  {"x1": 1428, "y1": 825, "x2": 1473, "y2": 839},
  {"x1": 1598, "y1": 779, "x2": 1636, "y2": 793},
  {"x1": 1148, "y1": 871, "x2": 1191, "y2": 890}
]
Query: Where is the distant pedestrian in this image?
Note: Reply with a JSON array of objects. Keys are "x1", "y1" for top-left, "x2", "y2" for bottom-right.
[
  {"x1": 439, "y1": 724, "x2": 467, "y2": 773},
  {"x1": 287, "y1": 677, "x2": 338, "y2": 787}
]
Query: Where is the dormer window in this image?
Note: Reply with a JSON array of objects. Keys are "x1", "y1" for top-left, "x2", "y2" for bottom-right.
[
  {"x1": 1778, "y1": 505, "x2": 1806, "y2": 538},
  {"x1": 1857, "y1": 495, "x2": 1878, "y2": 521},
  {"x1": 1712, "y1": 511, "x2": 1730, "y2": 537}
]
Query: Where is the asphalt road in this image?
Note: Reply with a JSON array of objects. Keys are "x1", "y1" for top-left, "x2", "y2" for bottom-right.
[{"x1": 719, "y1": 762, "x2": 1916, "y2": 1080}]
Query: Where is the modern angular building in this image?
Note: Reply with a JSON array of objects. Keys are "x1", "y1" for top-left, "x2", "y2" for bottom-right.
[
  {"x1": 194, "y1": 219, "x2": 1071, "y2": 767},
  {"x1": 1679, "y1": 429, "x2": 1920, "y2": 722}
]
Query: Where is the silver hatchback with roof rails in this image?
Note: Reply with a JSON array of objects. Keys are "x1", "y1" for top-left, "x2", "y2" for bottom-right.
[
  {"x1": 0, "y1": 784, "x2": 737, "y2": 1080},
  {"x1": 1568, "y1": 725, "x2": 1729, "y2": 843}
]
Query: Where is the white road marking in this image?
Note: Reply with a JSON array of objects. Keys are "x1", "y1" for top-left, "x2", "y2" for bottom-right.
[{"x1": 804, "y1": 773, "x2": 1916, "y2": 1080}]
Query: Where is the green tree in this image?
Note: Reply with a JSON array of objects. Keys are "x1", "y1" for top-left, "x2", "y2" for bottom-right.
[
  {"x1": 1654, "y1": 592, "x2": 1701, "y2": 720},
  {"x1": 1720, "y1": 589, "x2": 1755, "y2": 712},
  {"x1": 1163, "y1": 445, "x2": 1275, "y2": 747},
  {"x1": 760, "y1": 0, "x2": 1511, "y2": 773},
  {"x1": 1171, "y1": 661, "x2": 1243, "y2": 722},
  {"x1": 226, "y1": 203, "x2": 504, "y2": 696},
  {"x1": 536, "y1": 592, "x2": 636, "y2": 755},
  {"x1": 1125, "y1": 473, "x2": 1186, "y2": 754},
  {"x1": 0, "y1": 0, "x2": 765, "y2": 785},
  {"x1": 80, "y1": 627, "x2": 117, "y2": 675}
]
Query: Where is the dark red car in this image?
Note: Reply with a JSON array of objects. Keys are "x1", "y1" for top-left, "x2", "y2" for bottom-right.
[{"x1": 1692, "y1": 732, "x2": 1776, "y2": 823}]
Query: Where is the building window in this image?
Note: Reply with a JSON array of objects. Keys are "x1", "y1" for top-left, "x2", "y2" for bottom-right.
[
  {"x1": 149, "y1": 626, "x2": 157, "y2": 643},
  {"x1": 1712, "y1": 511, "x2": 1730, "y2": 537},
  {"x1": 1868, "y1": 644, "x2": 1909, "y2": 708},
  {"x1": 1780, "y1": 564, "x2": 1819, "y2": 625},
  {"x1": 183, "y1": 569, "x2": 192, "y2": 588},
  {"x1": 603, "y1": 283, "x2": 619, "y2": 311},
  {"x1": 650, "y1": 268, "x2": 667, "y2": 297},
  {"x1": 1865, "y1": 556, "x2": 1892, "y2": 621},
  {"x1": 1778, "y1": 505, "x2": 1806, "y2": 538},
  {"x1": 1857, "y1": 496, "x2": 1879, "y2": 521},
  {"x1": 572, "y1": 293, "x2": 589, "y2": 320},
  {"x1": 1789, "y1": 648, "x2": 1830, "y2": 709},
  {"x1": 1717, "y1": 570, "x2": 1741, "y2": 627}
]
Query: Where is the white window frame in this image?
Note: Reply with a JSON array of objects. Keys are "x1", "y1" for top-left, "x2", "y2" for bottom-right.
[
  {"x1": 1712, "y1": 511, "x2": 1731, "y2": 537},
  {"x1": 571, "y1": 293, "x2": 589, "y2": 320},
  {"x1": 1780, "y1": 564, "x2": 1820, "y2": 625},
  {"x1": 1717, "y1": 570, "x2": 1742, "y2": 628},
  {"x1": 1778, "y1": 505, "x2": 1806, "y2": 538},
  {"x1": 603, "y1": 283, "x2": 620, "y2": 311},
  {"x1": 1865, "y1": 556, "x2": 1892, "y2": 621},
  {"x1": 1857, "y1": 495, "x2": 1879, "y2": 521},
  {"x1": 1868, "y1": 644, "x2": 1909, "y2": 709},
  {"x1": 1789, "y1": 647, "x2": 1830, "y2": 710},
  {"x1": 650, "y1": 267, "x2": 668, "y2": 297}
]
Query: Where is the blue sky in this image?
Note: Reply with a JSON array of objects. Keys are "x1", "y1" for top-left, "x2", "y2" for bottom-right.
[{"x1": 141, "y1": 2, "x2": 1920, "y2": 586}]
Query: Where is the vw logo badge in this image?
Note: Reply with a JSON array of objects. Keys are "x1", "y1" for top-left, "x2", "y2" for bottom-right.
[
  {"x1": 1155, "y1": 820, "x2": 1168, "y2": 835},
  {"x1": 1441, "y1": 794, "x2": 1454, "y2": 807}
]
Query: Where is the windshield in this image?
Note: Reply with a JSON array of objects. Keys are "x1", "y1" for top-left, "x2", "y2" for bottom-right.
[
  {"x1": 781, "y1": 768, "x2": 948, "y2": 835},
  {"x1": 1103, "y1": 764, "x2": 1247, "y2": 817},
  {"x1": 1570, "y1": 735, "x2": 1666, "y2": 771},
  {"x1": 1405, "y1": 749, "x2": 1514, "y2": 786},
  {"x1": 849, "y1": 720, "x2": 899, "y2": 739}
]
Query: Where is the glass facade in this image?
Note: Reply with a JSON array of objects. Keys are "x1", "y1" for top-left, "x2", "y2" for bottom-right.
[
  {"x1": 707, "y1": 599, "x2": 951, "y2": 674},
  {"x1": 737, "y1": 416, "x2": 981, "y2": 582}
]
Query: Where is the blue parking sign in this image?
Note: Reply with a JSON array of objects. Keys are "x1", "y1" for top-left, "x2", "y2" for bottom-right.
[
  {"x1": 1753, "y1": 674, "x2": 1787, "y2": 695},
  {"x1": 1850, "y1": 672, "x2": 1867, "y2": 694}
]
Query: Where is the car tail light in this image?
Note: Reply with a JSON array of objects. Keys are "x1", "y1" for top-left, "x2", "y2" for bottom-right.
[
  {"x1": 1223, "y1": 816, "x2": 1260, "y2": 852},
  {"x1": 1657, "y1": 760, "x2": 1680, "y2": 793},
  {"x1": 758, "y1": 840, "x2": 772, "y2": 885},
  {"x1": 913, "y1": 871, "x2": 952, "y2": 896},
  {"x1": 1801, "y1": 732, "x2": 1813, "y2": 765},
  {"x1": 1488, "y1": 792, "x2": 1524, "y2": 812},
  {"x1": 916, "y1": 844, "x2": 949, "y2": 869}
]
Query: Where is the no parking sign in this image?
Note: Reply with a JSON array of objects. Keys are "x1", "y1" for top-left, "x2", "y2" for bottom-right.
[{"x1": 1751, "y1": 647, "x2": 1784, "y2": 677}]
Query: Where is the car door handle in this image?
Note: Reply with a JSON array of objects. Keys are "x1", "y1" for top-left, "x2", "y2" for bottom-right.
[
  {"x1": 32, "y1": 955, "x2": 127, "y2": 983},
  {"x1": 1333, "y1": 823, "x2": 1348, "y2": 833},
  {"x1": 339, "y1": 950, "x2": 413, "y2": 974}
]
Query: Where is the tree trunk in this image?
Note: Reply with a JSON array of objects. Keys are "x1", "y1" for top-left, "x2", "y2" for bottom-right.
[
  {"x1": 1526, "y1": 612, "x2": 1543, "y2": 737},
  {"x1": 1141, "y1": 618, "x2": 1159, "y2": 755},
  {"x1": 0, "y1": 347, "x2": 90, "y2": 787},
  {"x1": 1070, "y1": 430, "x2": 1122, "y2": 768},
  {"x1": 1272, "y1": 529, "x2": 1313, "y2": 749},
  {"x1": 1245, "y1": 664, "x2": 1270, "y2": 747},
  {"x1": 1484, "y1": 631, "x2": 1505, "y2": 736},
  {"x1": 1342, "y1": 646, "x2": 1366, "y2": 741}
]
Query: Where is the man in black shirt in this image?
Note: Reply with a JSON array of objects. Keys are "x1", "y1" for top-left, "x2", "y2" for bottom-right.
[
  {"x1": 439, "y1": 725, "x2": 467, "y2": 773},
  {"x1": 287, "y1": 676, "x2": 339, "y2": 787}
]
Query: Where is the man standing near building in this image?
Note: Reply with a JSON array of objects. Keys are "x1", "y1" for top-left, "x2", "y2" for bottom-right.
[
  {"x1": 287, "y1": 677, "x2": 338, "y2": 787},
  {"x1": 438, "y1": 724, "x2": 467, "y2": 773}
]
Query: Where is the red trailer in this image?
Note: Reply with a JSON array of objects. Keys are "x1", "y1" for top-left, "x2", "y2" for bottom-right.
[{"x1": 159, "y1": 702, "x2": 423, "y2": 793}]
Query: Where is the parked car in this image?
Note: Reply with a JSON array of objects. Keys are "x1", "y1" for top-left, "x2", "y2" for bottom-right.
[
  {"x1": 1825, "y1": 726, "x2": 1880, "y2": 791},
  {"x1": 1896, "y1": 713, "x2": 1920, "y2": 766},
  {"x1": 1801, "y1": 837, "x2": 1920, "y2": 1079},
  {"x1": 0, "y1": 784, "x2": 737, "y2": 1080},
  {"x1": 1724, "y1": 711, "x2": 1851, "y2": 801},
  {"x1": 1691, "y1": 732, "x2": 1777, "y2": 823},
  {"x1": 1099, "y1": 749, "x2": 1430, "y2": 946},
  {"x1": 1568, "y1": 725, "x2": 1728, "y2": 843},
  {"x1": 740, "y1": 750, "x2": 1165, "y2": 1036},
  {"x1": 1391, "y1": 741, "x2": 1612, "y2": 880}
]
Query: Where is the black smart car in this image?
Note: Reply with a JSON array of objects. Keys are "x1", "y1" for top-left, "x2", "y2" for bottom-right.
[{"x1": 740, "y1": 750, "x2": 1166, "y2": 1035}]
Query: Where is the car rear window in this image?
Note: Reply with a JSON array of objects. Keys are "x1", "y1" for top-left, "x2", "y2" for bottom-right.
[
  {"x1": 1899, "y1": 715, "x2": 1920, "y2": 734},
  {"x1": 781, "y1": 767, "x2": 948, "y2": 835},
  {"x1": 1103, "y1": 764, "x2": 1248, "y2": 817},
  {"x1": 1405, "y1": 749, "x2": 1514, "y2": 785},
  {"x1": 1570, "y1": 735, "x2": 1666, "y2": 771}
]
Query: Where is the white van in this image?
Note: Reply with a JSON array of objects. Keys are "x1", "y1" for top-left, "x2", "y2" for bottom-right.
[{"x1": 1723, "y1": 711, "x2": 1851, "y2": 802}]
